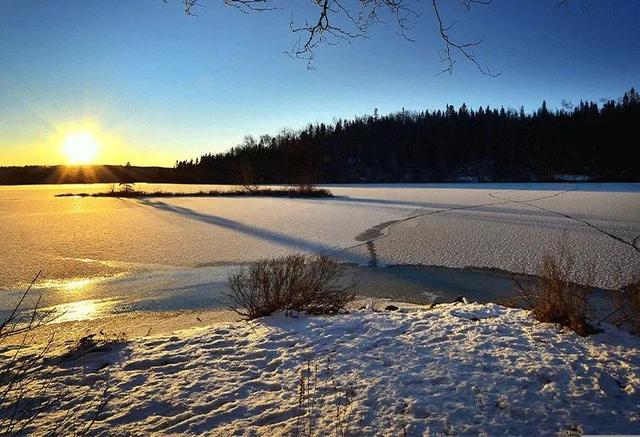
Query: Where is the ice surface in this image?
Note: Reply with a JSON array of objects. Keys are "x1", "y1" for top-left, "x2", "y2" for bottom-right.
[
  {"x1": 1, "y1": 184, "x2": 411, "y2": 288},
  {"x1": 1, "y1": 183, "x2": 638, "y2": 309}
]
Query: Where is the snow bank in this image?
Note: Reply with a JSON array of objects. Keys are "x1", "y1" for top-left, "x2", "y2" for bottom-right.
[{"x1": 19, "y1": 303, "x2": 640, "y2": 435}]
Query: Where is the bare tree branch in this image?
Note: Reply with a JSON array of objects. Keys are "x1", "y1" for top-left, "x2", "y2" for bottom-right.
[
  {"x1": 557, "y1": 0, "x2": 591, "y2": 12},
  {"x1": 166, "y1": 0, "x2": 498, "y2": 73},
  {"x1": 432, "y1": 0, "x2": 499, "y2": 76},
  {"x1": 169, "y1": 0, "x2": 586, "y2": 74},
  {"x1": 0, "y1": 273, "x2": 114, "y2": 436},
  {"x1": 285, "y1": 0, "x2": 418, "y2": 67}
]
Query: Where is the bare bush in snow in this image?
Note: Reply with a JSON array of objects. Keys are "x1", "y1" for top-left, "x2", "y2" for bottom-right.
[
  {"x1": 514, "y1": 249, "x2": 596, "y2": 336},
  {"x1": 227, "y1": 254, "x2": 355, "y2": 319},
  {"x1": 610, "y1": 275, "x2": 640, "y2": 335}
]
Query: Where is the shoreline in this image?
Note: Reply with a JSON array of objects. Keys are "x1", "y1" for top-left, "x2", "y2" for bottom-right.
[
  {"x1": 1, "y1": 262, "x2": 615, "y2": 319},
  {"x1": 9, "y1": 298, "x2": 424, "y2": 346},
  {"x1": 3, "y1": 309, "x2": 238, "y2": 346}
]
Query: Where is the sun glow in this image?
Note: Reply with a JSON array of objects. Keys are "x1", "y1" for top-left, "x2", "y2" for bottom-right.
[{"x1": 62, "y1": 131, "x2": 100, "y2": 164}]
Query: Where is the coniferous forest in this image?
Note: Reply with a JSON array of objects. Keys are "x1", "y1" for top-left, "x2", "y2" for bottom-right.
[
  {"x1": 2, "y1": 88, "x2": 638, "y2": 185},
  {"x1": 175, "y1": 88, "x2": 639, "y2": 184}
]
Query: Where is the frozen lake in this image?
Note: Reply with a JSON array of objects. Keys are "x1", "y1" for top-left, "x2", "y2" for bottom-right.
[{"x1": 1, "y1": 183, "x2": 639, "y2": 321}]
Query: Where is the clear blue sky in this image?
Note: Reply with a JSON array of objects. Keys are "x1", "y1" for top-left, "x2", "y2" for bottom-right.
[{"x1": 1, "y1": 0, "x2": 639, "y2": 166}]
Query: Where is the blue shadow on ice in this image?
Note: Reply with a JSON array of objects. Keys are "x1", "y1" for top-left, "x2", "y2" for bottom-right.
[{"x1": 138, "y1": 199, "x2": 371, "y2": 264}]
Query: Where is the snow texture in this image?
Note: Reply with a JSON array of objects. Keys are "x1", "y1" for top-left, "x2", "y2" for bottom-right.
[{"x1": 14, "y1": 303, "x2": 640, "y2": 436}]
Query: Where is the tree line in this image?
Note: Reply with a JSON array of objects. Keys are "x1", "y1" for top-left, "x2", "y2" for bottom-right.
[
  {"x1": 175, "y1": 88, "x2": 639, "y2": 183},
  {"x1": 2, "y1": 88, "x2": 638, "y2": 185},
  {"x1": 0, "y1": 165, "x2": 175, "y2": 185}
]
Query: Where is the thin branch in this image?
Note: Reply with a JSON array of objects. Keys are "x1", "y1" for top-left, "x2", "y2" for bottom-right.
[
  {"x1": 168, "y1": 0, "x2": 499, "y2": 73},
  {"x1": 432, "y1": 0, "x2": 499, "y2": 76}
]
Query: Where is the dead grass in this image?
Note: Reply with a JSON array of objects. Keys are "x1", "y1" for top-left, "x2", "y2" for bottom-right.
[
  {"x1": 50, "y1": 330, "x2": 127, "y2": 365},
  {"x1": 294, "y1": 355, "x2": 362, "y2": 437},
  {"x1": 514, "y1": 249, "x2": 596, "y2": 336},
  {"x1": 55, "y1": 184, "x2": 334, "y2": 199},
  {"x1": 287, "y1": 183, "x2": 332, "y2": 197},
  {"x1": 227, "y1": 254, "x2": 355, "y2": 320},
  {"x1": 610, "y1": 276, "x2": 640, "y2": 334}
]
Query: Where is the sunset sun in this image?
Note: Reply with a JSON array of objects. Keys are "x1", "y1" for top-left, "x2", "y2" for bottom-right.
[{"x1": 62, "y1": 132, "x2": 100, "y2": 164}]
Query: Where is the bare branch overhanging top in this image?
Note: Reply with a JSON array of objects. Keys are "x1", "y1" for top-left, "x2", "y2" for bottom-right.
[
  {"x1": 170, "y1": 0, "x2": 496, "y2": 74},
  {"x1": 174, "y1": 0, "x2": 588, "y2": 74}
]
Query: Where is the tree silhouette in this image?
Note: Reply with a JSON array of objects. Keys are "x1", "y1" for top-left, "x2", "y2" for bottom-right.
[{"x1": 173, "y1": 87, "x2": 639, "y2": 184}]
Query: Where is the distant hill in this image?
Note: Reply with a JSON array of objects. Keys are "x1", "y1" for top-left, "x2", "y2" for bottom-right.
[{"x1": 0, "y1": 165, "x2": 176, "y2": 185}]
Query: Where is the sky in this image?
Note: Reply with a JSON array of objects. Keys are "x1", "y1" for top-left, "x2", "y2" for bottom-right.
[{"x1": 1, "y1": 0, "x2": 639, "y2": 166}]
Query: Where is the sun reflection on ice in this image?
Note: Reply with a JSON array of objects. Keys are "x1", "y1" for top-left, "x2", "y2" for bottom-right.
[
  {"x1": 38, "y1": 276, "x2": 99, "y2": 292},
  {"x1": 59, "y1": 299, "x2": 99, "y2": 321},
  {"x1": 62, "y1": 278, "x2": 95, "y2": 291},
  {"x1": 48, "y1": 299, "x2": 120, "y2": 323},
  {"x1": 31, "y1": 276, "x2": 123, "y2": 323}
]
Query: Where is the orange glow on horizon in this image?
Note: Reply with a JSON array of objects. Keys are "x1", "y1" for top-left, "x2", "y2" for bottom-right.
[{"x1": 0, "y1": 117, "x2": 194, "y2": 167}]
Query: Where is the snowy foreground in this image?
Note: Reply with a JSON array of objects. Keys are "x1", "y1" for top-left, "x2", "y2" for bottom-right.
[{"x1": 25, "y1": 303, "x2": 640, "y2": 435}]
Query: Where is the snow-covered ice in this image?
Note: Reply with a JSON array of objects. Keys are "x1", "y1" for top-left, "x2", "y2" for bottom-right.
[
  {"x1": 15, "y1": 302, "x2": 640, "y2": 435},
  {"x1": 342, "y1": 185, "x2": 640, "y2": 288},
  {"x1": 1, "y1": 183, "x2": 639, "y2": 317}
]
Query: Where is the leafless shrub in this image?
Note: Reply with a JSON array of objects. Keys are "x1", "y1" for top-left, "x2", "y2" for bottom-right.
[
  {"x1": 514, "y1": 249, "x2": 596, "y2": 336},
  {"x1": 289, "y1": 184, "x2": 333, "y2": 197},
  {"x1": 609, "y1": 276, "x2": 640, "y2": 334},
  {"x1": 0, "y1": 273, "x2": 113, "y2": 435},
  {"x1": 227, "y1": 254, "x2": 355, "y2": 320},
  {"x1": 118, "y1": 182, "x2": 135, "y2": 193},
  {"x1": 236, "y1": 160, "x2": 260, "y2": 194}
]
